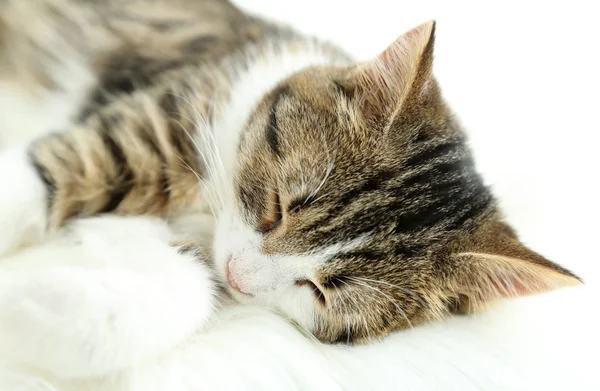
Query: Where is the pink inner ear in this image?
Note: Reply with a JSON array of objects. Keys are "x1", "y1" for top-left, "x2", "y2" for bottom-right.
[
  {"x1": 486, "y1": 269, "x2": 555, "y2": 299},
  {"x1": 489, "y1": 274, "x2": 533, "y2": 297},
  {"x1": 353, "y1": 20, "x2": 435, "y2": 117}
]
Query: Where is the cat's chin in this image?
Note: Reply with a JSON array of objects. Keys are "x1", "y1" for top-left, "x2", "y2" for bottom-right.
[{"x1": 225, "y1": 287, "x2": 255, "y2": 304}]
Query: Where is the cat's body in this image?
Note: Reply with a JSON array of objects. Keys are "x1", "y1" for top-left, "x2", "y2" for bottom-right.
[
  {"x1": 0, "y1": 0, "x2": 590, "y2": 388},
  {"x1": 0, "y1": 0, "x2": 339, "y2": 223}
]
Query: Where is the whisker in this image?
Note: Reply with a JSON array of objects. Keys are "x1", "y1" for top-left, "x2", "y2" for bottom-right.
[
  {"x1": 346, "y1": 277, "x2": 413, "y2": 328},
  {"x1": 340, "y1": 280, "x2": 372, "y2": 342},
  {"x1": 169, "y1": 115, "x2": 223, "y2": 212},
  {"x1": 334, "y1": 291, "x2": 352, "y2": 344},
  {"x1": 307, "y1": 132, "x2": 339, "y2": 204},
  {"x1": 168, "y1": 106, "x2": 227, "y2": 210},
  {"x1": 327, "y1": 277, "x2": 353, "y2": 343},
  {"x1": 299, "y1": 164, "x2": 307, "y2": 195},
  {"x1": 350, "y1": 276, "x2": 427, "y2": 308},
  {"x1": 177, "y1": 158, "x2": 219, "y2": 219},
  {"x1": 167, "y1": 92, "x2": 229, "y2": 201},
  {"x1": 193, "y1": 110, "x2": 230, "y2": 200},
  {"x1": 307, "y1": 191, "x2": 330, "y2": 206}
]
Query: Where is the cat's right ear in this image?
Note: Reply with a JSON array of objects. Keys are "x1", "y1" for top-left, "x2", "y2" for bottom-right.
[
  {"x1": 338, "y1": 20, "x2": 436, "y2": 124},
  {"x1": 444, "y1": 221, "x2": 583, "y2": 314}
]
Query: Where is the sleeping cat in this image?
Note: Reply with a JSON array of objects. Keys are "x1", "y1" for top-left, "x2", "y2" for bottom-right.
[{"x1": 0, "y1": 0, "x2": 581, "y2": 344}]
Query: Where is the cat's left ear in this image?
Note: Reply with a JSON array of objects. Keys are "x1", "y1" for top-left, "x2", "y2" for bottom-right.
[{"x1": 339, "y1": 20, "x2": 436, "y2": 123}]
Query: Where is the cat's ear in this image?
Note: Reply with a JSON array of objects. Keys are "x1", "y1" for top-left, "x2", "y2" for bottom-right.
[
  {"x1": 339, "y1": 20, "x2": 435, "y2": 122},
  {"x1": 446, "y1": 223, "x2": 582, "y2": 313}
]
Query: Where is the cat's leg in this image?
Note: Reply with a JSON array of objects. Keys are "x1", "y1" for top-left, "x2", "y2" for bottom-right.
[
  {"x1": 0, "y1": 81, "x2": 207, "y2": 257},
  {"x1": 0, "y1": 215, "x2": 215, "y2": 379}
]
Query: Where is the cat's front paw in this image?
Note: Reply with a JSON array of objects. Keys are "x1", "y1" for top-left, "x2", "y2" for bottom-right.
[
  {"x1": 0, "y1": 216, "x2": 215, "y2": 378},
  {"x1": 0, "y1": 147, "x2": 48, "y2": 257}
]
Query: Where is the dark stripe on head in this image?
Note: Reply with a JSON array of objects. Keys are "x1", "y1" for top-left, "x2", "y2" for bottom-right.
[
  {"x1": 403, "y1": 138, "x2": 464, "y2": 167},
  {"x1": 266, "y1": 87, "x2": 289, "y2": 156},
  {"x1": 302, "y1": 157, "x2": 492, "y2": 255},
  {"x1": 299, "y1": 169, "x2": 396, "y2": 236},
  {"x1": 401, "y1": 159, "x2": 466, "y2": 189},
  {"x1": 335, "y1": 249, "x2": 383, "y2": 262},
  {"x1": 444, "y1": 186, "x2": 493, "y2": 232},
  {"x1": 238, "y1": 184, "x2": 259, "y2": 217},
  {"x1": 338, "y1": 170, "x2": 395, "y2": 206}
]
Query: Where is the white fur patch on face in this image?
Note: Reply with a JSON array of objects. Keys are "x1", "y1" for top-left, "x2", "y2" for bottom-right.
[
  {"x1": 201, "y1": 42, "x2": 346, "y2": 214},
  {"x1": 213, "y1": 207, "x2": 368, "y2": 331},
  {"x1": 210, "y1": 43, "x2": 337, "y2": 181},
  {"x1": 209, "y1": 43, "x2": 352, "y2": 330}
]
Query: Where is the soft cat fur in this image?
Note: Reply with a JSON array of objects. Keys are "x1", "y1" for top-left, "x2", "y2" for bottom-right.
[
  {"x1": 0, "y1": 0, "x2": 581, "y2": 344},
  {"x1": 0, "y1": 0, "x2": 596, "y2": 389},
  {"x1": 0, "y1": 216, "x2": 597, "y2": 390}
]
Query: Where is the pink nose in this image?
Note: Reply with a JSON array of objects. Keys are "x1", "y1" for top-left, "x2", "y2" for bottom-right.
[{"x1": 225, "y1": 256, "x2": 252, "y2": 296}]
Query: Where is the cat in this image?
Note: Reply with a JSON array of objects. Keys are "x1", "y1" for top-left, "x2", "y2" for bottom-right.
[{"x1": 0, "y1": 0, "x2": 581, "y2": 348}]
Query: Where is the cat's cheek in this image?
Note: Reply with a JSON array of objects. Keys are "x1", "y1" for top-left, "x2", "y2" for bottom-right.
[{"x1": 270, "y1": 286, "x2": 318, "y2": 333}]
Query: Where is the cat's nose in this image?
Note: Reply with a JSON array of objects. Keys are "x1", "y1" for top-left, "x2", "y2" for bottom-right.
[
  {"x1": 225, "y1": 252, "x2": 277, "y2": 295},
  {"x1": 225, "y1": 256, "x2": 253, "y2": 297}
]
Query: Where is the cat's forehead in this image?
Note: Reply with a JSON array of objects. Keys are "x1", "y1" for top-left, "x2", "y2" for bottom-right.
[
  {"x1": 266, "y1": 66, "x2": 362, "y2": 127},
  {"x1": 284, "y1": 65, "x2": 349, "y2": 103},
  {"x1": 249, "y1": 69, "x2": 386, "y2": 165}
]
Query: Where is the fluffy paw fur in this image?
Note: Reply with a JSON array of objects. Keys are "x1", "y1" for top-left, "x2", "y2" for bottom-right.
[
  {"x1": 0, "y1": 146, "x2": 48, "y2": 257},
  {"x1": 0, "y1": 216, "x2": 215, "y2": 378}
]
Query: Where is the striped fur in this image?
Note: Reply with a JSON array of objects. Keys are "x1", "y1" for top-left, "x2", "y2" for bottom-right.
[{"x1": 0, "y1": 1, "x2": 581, "y2": 343}]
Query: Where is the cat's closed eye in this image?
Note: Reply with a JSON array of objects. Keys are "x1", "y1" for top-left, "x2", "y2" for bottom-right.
[
  {"x1": 213, "y1": 17, "x2": 582, "y2": 344},
  {"x1": 295, "y1": 279, "x2": 326, "y2": 305},
  {"x1": 260, "y1": 192, "x2": 315, "y2": 233},
  {"x1": 259, "y1": 191, "x2": 283, "y2": 233},
  {"x1": 287, "y1": 195, "x2": 311, "y2": 214}
]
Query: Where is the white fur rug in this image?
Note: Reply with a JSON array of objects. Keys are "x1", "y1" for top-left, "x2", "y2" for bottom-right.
[{"x1": 0, "y1": 1, "x2": 598, "y2": 390}]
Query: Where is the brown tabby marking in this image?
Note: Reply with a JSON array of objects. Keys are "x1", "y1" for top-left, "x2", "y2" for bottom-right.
[
  {"x1": 0, "y1": 0, "x2": 582, "y2": 343},
  {"x1": 29, "y1": 89, "x2": 205, "y2": 227},
  {"x1": 231, "y1": 21, "x2": 581, "y2": 342}
]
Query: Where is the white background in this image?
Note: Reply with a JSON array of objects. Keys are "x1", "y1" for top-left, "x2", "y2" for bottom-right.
[{"x1": 236, "y1": 0, "x2": 600, "y2": 284}]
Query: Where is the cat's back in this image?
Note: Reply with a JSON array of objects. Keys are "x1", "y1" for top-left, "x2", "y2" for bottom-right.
[
  {"x1": 1, "y1": 0, "x2": 266, "y2": 79},
  {"x1": 80, "y1": 0, "x2": 278, "y2": 116},
  {"x1": 98, "y1": 0, "x2": 270, "y2": 59},
  {"x1": 0, "y1": 0, "x2": 276, "y2": 144}
]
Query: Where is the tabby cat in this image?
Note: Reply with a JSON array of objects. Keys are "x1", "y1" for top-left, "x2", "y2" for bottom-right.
[{"x1": 0, "y1": 0, "x2": 581, "y2": 343}]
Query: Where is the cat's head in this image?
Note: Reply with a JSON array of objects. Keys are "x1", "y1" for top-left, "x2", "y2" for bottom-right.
[{"x1": 213, "y1": 21, "x2": 581, "y2": 343}]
